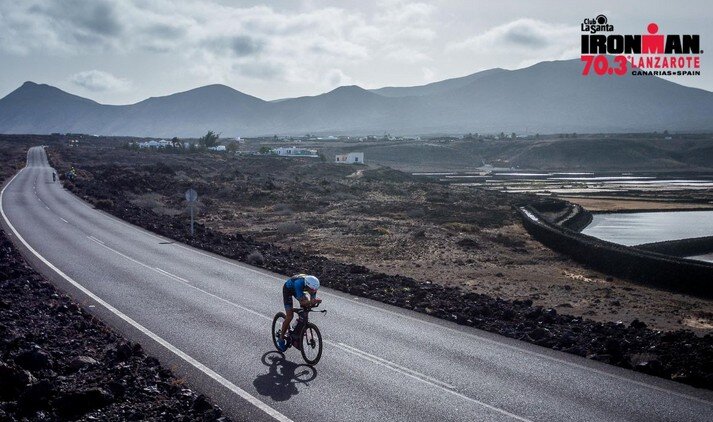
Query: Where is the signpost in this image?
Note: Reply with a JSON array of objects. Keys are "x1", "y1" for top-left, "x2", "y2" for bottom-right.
[{"x1": 185, "y1": 188, "x2": 198, "y2": 237}]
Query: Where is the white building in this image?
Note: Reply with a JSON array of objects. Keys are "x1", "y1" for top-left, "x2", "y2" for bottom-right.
[
  {"x1": 138, "y1": 139, "x2": 174, "y2": 149},
  {"x1": 272, "y1": 146, "x2": 318, "y2": 157},
  {"x1": 335, "y1": 152, "x2": 364, "y2": 164}
]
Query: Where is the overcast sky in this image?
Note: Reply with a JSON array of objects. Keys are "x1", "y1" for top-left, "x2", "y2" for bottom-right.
[{"x1": 0, "y1": 0, "x2": 710, "y2": 104}]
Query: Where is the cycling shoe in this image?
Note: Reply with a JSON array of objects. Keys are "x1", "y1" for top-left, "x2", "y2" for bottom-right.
[{"x1": 276, "y1": 337, "x2": 287, "y2": 352}]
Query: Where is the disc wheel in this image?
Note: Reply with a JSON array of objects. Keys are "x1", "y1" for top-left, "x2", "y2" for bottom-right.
[
  {"x1": 271, "y1": 312, "x2": 286, "y2": 351},
  {"x1": 300, "y1": 323, "x2": 323, "y2": 365}
]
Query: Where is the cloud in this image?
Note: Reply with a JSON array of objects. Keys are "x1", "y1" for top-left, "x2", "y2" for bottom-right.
[
  {"x1": 325, "y1": 69, "x2": 354, "y2": 88},
  {"x1": 449, "y1": 18, "x2": 576, "y2": 52},
  {"x1": 70, "y1": 70, "x2": 130, "y2": 92},
  {"x1": 21, "y1": 0, "x2": 123, "y2": 51},
  {"x1": 230, "y1": 35, "x2": 264, "y2": 57},
  {"x1": 0, "y1": 0, "x2": 438, "y2": 91}
]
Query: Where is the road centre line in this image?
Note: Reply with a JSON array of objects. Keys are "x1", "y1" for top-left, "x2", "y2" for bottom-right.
[
  {"x1": 332, "y1": 342, "x2": 532, "y2": 422},
  {"x1": 335, "y1": 342, "x2": 456, "y2": 389},
  {"x1": 87, "y1": 235, "x2": 104, "y2": 245},
  {"x1": 155, "y1": 267, "x2": 192, "y2": 284},
  {"x1": 80, "y1": 232, "x2": 522, "y2": 417}
]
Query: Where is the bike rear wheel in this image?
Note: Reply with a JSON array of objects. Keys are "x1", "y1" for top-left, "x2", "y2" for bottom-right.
[
  {"x1": 300, "y1": 323, "x2": 322, "y2": 365},
  {"x1": 272, "y1": 312, "x2": 286, "y2": 351}
]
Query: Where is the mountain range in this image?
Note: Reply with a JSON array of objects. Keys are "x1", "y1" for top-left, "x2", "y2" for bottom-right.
[{"x1": 1, "y1": 59, "x2": 712, "y2": 137}]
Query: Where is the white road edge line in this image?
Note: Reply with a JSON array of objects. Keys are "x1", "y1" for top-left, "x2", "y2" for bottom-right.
[
  {"x1": 37, "y1": 148, "x2": 713, "y2": 406},
  {"x1": 332, "y1": 343, "x2": 533, "y2": 422},
  {"x1": 1, "y1": 167, "x2": 293, "y2": 422},
  {"x1": 59, "y1": 217, "x2": 68, "y2": 224}
]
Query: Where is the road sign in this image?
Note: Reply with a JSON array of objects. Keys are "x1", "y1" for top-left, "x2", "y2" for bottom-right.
[{"x1": 185, "y1": 188, "x2": 198, "y2": 203}]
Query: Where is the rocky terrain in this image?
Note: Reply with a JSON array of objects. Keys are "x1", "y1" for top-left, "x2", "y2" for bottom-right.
[
  {"x1": 0, "y1": 138, "x2": 232, "y2": 421},
  {"x1": 46, "y1": 140, "x2": 713, "y2": 390}
]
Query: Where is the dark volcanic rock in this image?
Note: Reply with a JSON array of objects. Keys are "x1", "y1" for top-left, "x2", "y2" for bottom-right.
[
  {"x1": 18, "y1": 379, "x2": 55, "y2": 412},
  {"x1": 0, "y1": 223, "x2": 232, "y2": 421},
  {"x1": 0, "y1": 361, "x2": 35, "y2": 400},
  {"x1": 15, "y1": 347, "x2": 53, "y2": 371},
  {"x1": 55, "y1": 387, "x2": 114, "y2": 418},
  {"x1": 68, "y1": 356, "x2": 98, "y2": 372}
]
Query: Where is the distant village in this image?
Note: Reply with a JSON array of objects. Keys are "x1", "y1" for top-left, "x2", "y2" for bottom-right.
[
  {"x1": 124, "y1": 133, "x2": 369, "y2": 164},
  {"x1": 62, "y1": 129, "x2": 683, "y2": 167}
]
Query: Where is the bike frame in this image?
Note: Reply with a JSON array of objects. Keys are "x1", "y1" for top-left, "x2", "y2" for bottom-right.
[{"x1": 289, "y1": 307, "x2": 326, "y2": 351}]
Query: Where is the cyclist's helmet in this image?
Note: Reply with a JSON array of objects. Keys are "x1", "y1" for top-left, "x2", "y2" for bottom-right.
[{"x1": 304, "y1": 275, "x2": 320, "y2": 291}]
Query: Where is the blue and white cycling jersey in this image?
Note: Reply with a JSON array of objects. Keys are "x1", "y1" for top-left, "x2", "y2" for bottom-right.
[{"x1": 282, "y1": 274, "x2": 316, "y2": 310}]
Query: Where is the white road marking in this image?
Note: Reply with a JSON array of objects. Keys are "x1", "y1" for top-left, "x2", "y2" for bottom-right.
[
  {"x1": 86, "y1": 233, "x2": 270, "y2": 322},
  {"x1": 59, "y1": 217, "x2": 69, "y2": 224},
  {"x1": 335, "y1": 342, "x2": 456, "y2": 389},
  {"x1": 78, "y1": 233, "x2": 534, "y2": 419},
  {"x1": 0, "y1": 168, "x2": 295, "y2": 422},
  {"x1": 32, "y1": 148, "x2": 713, "y2": 406},
  {"x1": 333, "y1": 342, "x2": 532, "y2": 422},
  {"x1": 87, "y1": 236, "x2": 104, "y2": 245},
  {"x1": 88, "y1": 237, "x2": 153, "y2": 271},
  {"x1": 164, "y1": 228, "x2": 713, "y2": 405},
  {"x1": 155, "y1": 267, "x2": 191, "y2": 284},
  {"x1": 167, "y1": 240, "x2": 713, "y2": 404}
]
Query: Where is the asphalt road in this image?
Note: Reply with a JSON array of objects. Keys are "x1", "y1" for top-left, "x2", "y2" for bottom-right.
[{"x1": 2, "y1": 146, "x2": 712, "y2": 421}]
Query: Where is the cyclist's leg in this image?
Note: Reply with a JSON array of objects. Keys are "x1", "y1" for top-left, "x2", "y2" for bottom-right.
[{"x1": 281, "y1": 285, "x2": 294, "y2": 339}]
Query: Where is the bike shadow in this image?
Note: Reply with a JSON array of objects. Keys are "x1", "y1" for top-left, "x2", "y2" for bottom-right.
[{"x1": 252, "y1": 351, "x2": 318, "y2": 402}]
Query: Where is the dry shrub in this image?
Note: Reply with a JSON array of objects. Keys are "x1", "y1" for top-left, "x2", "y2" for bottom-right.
[
  {"x1": 406, "y1": 207, "x2": 426, "y2": 218},
  {"x1": 442, "y1": 222, "x2": 480, "y2": 233},
  {"x1": 94, "y1": 199, "x2": 114, "y2": 210},
  {"x1": 272, "y1": 203, "x2": 294, "y2": 215},
  {"x1": 246, "y1": 251, "x2": 265, "y2": 266},
  {"x1": 372, "y1": 226, "x2": 390, "y2": 236},
  {"x1": 277, "y1": 221, "x2": 304, "y2": 235}
]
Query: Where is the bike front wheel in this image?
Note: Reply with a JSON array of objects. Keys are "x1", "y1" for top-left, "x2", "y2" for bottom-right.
[
  {"x1": 300, "y1": 322, "x2": 323, "y2": 365},
  {"x1": 272, "y1": 312, "x2": 286, "y2": 351}
]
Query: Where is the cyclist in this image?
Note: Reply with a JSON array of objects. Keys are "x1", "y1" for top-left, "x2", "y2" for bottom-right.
[{"x1": 277, "y1": 274, "x2": 321, "y2": 352}]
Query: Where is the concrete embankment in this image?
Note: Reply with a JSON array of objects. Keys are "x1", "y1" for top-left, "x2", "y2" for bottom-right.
[
  {"x1": 518, "y1": 203, "x2": 713, "y2": 298},
  {"x1": 637, "y1": 236, "x2": 713, "y2": 257}
]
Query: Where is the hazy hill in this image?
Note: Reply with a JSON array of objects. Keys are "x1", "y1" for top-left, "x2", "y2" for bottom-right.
[
  {"x1": 418, "y1": 60, "x2": 713, "y2": 134},
  {"x1": 1, "y1": 59, "x2": 712, "y2": 136},
  {"x1": 103, "y1": 84, "x2": 269, "y2": 136},
  {"x1": 0, "y1": 82, "x2": 118, "y2": 134},
  {"x1": 369, "y1": 68, "x2": 507, "y2": 97}
]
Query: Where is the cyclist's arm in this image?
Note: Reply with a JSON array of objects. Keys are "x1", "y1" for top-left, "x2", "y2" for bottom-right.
[{"x1": 294, "y1": 278, "x2": 312, "y2": 308}]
